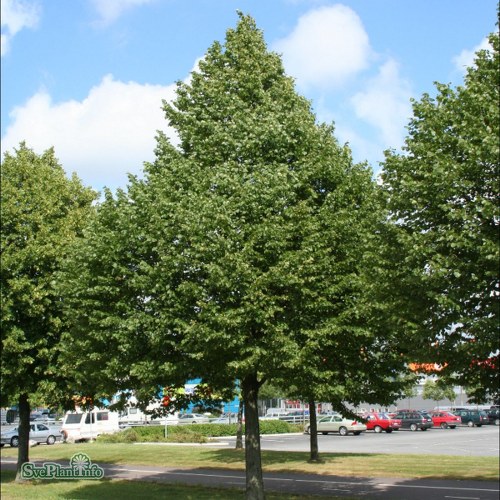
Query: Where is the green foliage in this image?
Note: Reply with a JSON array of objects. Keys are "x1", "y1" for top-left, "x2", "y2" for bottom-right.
[
  {"x1": 58, "y1": 13, "x2": 414, "y2": 494},
  {"x1": 60, "y1": 14, "x2": 400, "y2": 412},
  {"x1": 422, "y1": 380, "x2": 456, "y2": 403},
  {"x1": 380, "y1": 28, "x2": 499, "y2": 401},
  {"x1": 0, "y1": 143, "x2": 96, "y2": 408},
  {"x1": 97, "y1": 420, "x2": 301, "y2": 444}
]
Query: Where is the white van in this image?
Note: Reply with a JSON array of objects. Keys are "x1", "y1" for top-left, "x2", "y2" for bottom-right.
[
  {"x1": 61, "y1": 410, "x2": 120, "y2": 442},
  {"x1": 118, "y1": 405, "x2": 179, "y2": 426}
]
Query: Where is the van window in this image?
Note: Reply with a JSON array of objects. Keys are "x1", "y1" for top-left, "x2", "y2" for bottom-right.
[
  {"x1": 97, "y1": 412, "x2": 109, "y2": 421},
  {"x1": 65, "y1": 413, "x2": 84, "y2": 424},
  {"x1": 129, "y1": 408, "x2": 138, "y2": 415},
  {"x1": 85, "y1": 413, "x2": 96, "y2": 424}
]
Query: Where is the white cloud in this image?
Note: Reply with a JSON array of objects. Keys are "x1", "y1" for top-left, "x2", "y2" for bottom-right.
[
  {"x1": 90, "y1": 0, "x2": 155, "y2": 26},
  {"x1": 452, "y1": 37, "x2": 492, "y2": 74},
  {"x1": 350, "y1": 59, "x2": 412, "y2": 149},
  {"x1": 1, "y1": 0, "x2": 40, "y2": 56},
  {"x1": 273, "y1": 4, "x2": 372, "y2": 88},
  {"x1": 1, "y1": 75, "x2": 178, "y2": 190}
]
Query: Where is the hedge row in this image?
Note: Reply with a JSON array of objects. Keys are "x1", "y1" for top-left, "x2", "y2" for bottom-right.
[{"x1": 97, "y1": 420, "x2": 303, "y2": 444}]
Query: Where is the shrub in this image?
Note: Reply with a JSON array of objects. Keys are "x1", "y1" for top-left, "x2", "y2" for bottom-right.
[
  {"x1": 97, "y1": 425, "x2": 207, "y2": 444},
  {"x1": 96, "y1": 420, "x2": 302, "y2": 443}
]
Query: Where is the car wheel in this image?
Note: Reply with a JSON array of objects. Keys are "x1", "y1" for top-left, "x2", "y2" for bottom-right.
[
  {"x1": 304, "y1": 426, "x2": 310, "y2": 434},
  {"x1": 46, "y1": 435, "x2": 56, "y2": 445},
  {"x1": 339, "y1": 426, "x2": 348, "y2": 436},
  {"x1": 385, "y1": 429, "x2": 393, "y2": 433},
  {"x1": 467, "y1": 420, "x2": 474, "y2": 427},
  {"x1": 409, "y1": 423, "x2": 418, "y2": 431},
  {"x1": 440, "y1": 423, "x2": 448, "y2": 429},
  {"x1": 374, "y1": 425, "x2": 382, "y2": 433},
  {"x1": 11, "y1": 436, "x2": 19, "y2": 447}
]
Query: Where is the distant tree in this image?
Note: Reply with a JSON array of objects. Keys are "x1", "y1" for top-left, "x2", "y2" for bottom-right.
[
  {"x1": 422, "y1": 379, "x2": 456, "y2": 406},
  {"x1": 268, "y1": 166, "x2": 418, "y2": 460},
  {"x1": 380, "y1": 28, "x2": 499, "y2": 402},
  {"x1": 0, "y1": 143, "x2": 96, "y2": 479},
  {"x1": 258, "y1": 381, "x2": 285, "y2": 403}
]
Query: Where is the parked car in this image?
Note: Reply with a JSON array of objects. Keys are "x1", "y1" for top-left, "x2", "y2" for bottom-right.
[
  {"x1": 210, "y1": 413, "x2": 239, "y2": 424},
  {"x1": 453, "y1": 409, "x2": 489, "y2": 427},
  {"x1": 178, "y1": 413, "x2": 210, "y2": 424},
  {"x1": 486, "y1": 408, "x2": 500, "y2": 425},
  {"x1": 393, "y1": 411, "x2": 432, "y2": 431},
  {"x1": 304, "y1": 414, "x2": 367, "y2": 436},
  {"x1": 486, "y1": 408, "x2": 500, "y2": 426},
  {"x1": 428, "y1": 411, "x2": 461, "y2": 429},
  {"x1": 363, "y1": 412, "x2": 401, "y2": 433},
  {"x1": 286, "y1": 410, "x2": 309, "y2": 416},
  {"x1": 265, "y1": 408, "x2": 289, "y2": 418},
  {"x1": 0, "y1": 423, "x2": 62, "y2": 447}
]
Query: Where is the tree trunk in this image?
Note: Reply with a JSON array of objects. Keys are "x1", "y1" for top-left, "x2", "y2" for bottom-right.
[
  {"x1": 15, "y1": 393, "x2": 31, "y2": 482},
  {"x1": 308, "y1": 397, "x2": 320, "y2": 462},
  {"x1": 235, "y1": 397, "x2": 244, "y2": 450},
  {"x1": 242, "y1": 373, "x2": 265, "y2": 500}
]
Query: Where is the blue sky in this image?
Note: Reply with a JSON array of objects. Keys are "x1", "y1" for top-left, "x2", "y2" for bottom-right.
[{"x1": 1, "y1": 0, "x2": 498, "y2": 192}]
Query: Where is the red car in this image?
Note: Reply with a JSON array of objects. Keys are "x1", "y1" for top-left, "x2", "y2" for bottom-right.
[
  {"x1": 429, "y1": 411, "x2": 461, "y2": 429},
  {"x1": 364, "y1": 412, "x2": 401, "y2": 433}
]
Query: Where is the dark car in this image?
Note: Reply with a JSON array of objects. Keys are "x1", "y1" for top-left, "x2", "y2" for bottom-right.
[
  {"x1": 393, "y1": 411, "x2": 432, "y2": 431},
  {"x1": 453, "y1": 409, "x2": 489, "y2": 427},
  {"x1": 487, "y1": 408, "x2": 500, "y2": 426}
]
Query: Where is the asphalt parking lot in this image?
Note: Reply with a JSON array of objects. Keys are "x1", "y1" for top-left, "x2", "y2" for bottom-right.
[{"x1": 214, "y1": 425, "x2": 500, "y2": 456}]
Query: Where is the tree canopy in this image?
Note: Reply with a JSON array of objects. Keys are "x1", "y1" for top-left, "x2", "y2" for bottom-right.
[
  {"x1": 380, "y1": 29, "x2": 499, "y2": 402},
  {"x1": 59, "y1": 13, "x2": 407, "y2": 498},
  {"x1": 1, "y1": 143, "x2": 96, "y2": 476}
]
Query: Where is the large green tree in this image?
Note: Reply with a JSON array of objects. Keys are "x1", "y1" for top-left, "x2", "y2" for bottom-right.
[
  {"x1": 380, "y1": 28, "x2": 499, "y2": 402},
  {"x1": 60, "y1": 14, "x2": 404, "y2": 499},
  {"x1": 268, "y1": 162, "x2": 416, "y2": 461},
  {"x1": 0, "y1": 144, "x2": 96, "y2": 478}
]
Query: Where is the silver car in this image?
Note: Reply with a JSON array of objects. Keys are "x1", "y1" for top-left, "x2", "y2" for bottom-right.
[
  {"x1": 305, "y1": 414, "x2": 367, "y2": 436},
  {"x1": 177, "y1": 413, "x2": 210, "y2": 424},
  {"x1": 0, "y1": 423, "x2": 62, "y2": 447}
]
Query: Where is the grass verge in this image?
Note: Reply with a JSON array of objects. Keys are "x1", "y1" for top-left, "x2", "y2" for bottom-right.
[
  {"x1": 1, "y1": 442, "x2": 498, "y2": 481},
  {"x1": 1, "y1": 470, "x2": 330, "y2": 500}
]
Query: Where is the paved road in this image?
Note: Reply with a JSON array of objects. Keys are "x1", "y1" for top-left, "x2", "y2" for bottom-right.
[
  {"x1": 214, "y1": 425, "x2": 500, "y2": 456},
  {"x1": 2, "y1": 459, "x2": 499, "y2": 500}
]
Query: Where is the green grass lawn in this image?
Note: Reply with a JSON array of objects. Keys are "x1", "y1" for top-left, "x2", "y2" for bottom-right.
[
  {"x1": 1, "y1": 470, "x2": 331, "y2": 500},
  {"x1": 1, "y1": 442, "x2": 498, "y2": 481}
]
